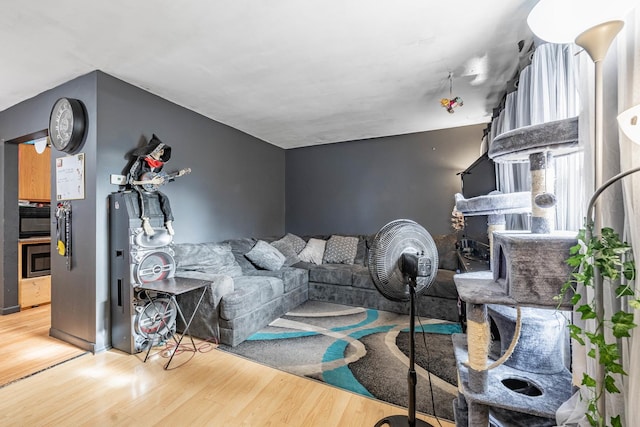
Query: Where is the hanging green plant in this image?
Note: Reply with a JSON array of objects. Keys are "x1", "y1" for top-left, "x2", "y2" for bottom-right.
[{"x1": 557, "y1": 225, "x2": 638, "y2": 427}]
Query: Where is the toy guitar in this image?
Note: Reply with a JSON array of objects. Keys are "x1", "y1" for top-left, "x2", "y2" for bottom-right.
[{"x1": 136, "y1": 167, "x2": 191, "y2": 192}]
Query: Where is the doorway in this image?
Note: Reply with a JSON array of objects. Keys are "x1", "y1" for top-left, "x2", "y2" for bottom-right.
[{"x1": 0, "y1": 131, "x2": 56, "y2": 379}]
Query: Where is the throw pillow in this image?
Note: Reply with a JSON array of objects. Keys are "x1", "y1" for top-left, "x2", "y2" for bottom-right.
[
  {"x1": 323, "y1": 235, "x2": 359, "y2": 264},
  {"x1": 270, "y1": 239, "x2": 300, "y2": 267},
  {"x1": 245, "y1": 240, "x2": 286, "y2": 271},
  {"x1": 278, "y1": 233, "x2": 306, "y2": 254},
  {"x1": 298, "y1": 238, "x2": 326, "y2": 265}
]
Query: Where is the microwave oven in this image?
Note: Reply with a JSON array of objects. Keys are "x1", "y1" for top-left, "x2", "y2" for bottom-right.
[
  {"x1": 19, "y1": 205, "x2": 51, "y2": 238},
  {"x1": 22, "y1": 242, "x2": 51, "y2": 278}
]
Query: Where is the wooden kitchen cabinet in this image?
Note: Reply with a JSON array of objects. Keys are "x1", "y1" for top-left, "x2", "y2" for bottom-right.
[
  {"x1": 18, "y1": 143, "x2": 51, "y2": 202},
  {"x1": 18, "y1": 238, "x2": 52, "y2": 309},
  {"x1": 19, "y1": 275, "x2": 52, "y2": 308}
]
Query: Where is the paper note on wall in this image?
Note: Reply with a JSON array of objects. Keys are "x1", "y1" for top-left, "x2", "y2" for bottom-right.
[{"x1": 56, "y1": 153, "x2": 85, "y2": 200}]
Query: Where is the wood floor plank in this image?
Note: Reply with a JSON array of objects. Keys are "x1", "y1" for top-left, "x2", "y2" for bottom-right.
[
  {"x1": 0, "y1": 305, "x2": 454, "y2": 427},
  {"x1": 0, "y1": 305, "x2": 87, "y2": 386}
]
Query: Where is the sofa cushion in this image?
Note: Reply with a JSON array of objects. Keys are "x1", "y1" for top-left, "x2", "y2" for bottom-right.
[
  {"x1": 245, "y1": 240, "x2": 286, "y2": 271},
  {"x1": 308, "y1": 264, "x2": 356, "y2": 286},
  {"x1": 270, "y1": 239, "x2": 300, "y2": 267},
  {"x1": 353, "y1": 235, "x2": 369, "y2": 266},
  {"x1": 244, "y1": 267, "x2": 308, "y2": 293},
  {"x1": 351, "y1": 265, "x2": 377, "y2": 290},
  {"x1": 323, "y1": 235, "x2": 359, "y2": 264},
  {"x1": 222, "y1": 238, "x2": 258, "y2": 273},
  {"x1": 172, "y1": 242, "x2": 243, "y2": 277},
  {"x1": 218, "y1": 275, "x2": 284, "y2": 320},
  {"x1": 298, "y1": 238, "x2": 326, "y2": 264}
]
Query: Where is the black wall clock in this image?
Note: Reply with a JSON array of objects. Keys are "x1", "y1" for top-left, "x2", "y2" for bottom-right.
[{"x1": 48, "y1": 97, "x2": 87, "y2": 153}]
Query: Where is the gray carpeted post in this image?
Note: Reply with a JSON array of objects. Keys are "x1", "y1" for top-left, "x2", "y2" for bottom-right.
[{"x1": 529, "y1": 151, "x2": 555, "y2": 234}]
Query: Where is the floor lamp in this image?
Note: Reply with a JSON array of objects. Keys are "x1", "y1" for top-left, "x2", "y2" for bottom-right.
[{"x1": 527, "y1": 0, "x2": 635, "y2": 423}]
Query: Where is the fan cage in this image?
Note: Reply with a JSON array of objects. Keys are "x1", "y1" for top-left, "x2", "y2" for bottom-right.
[{"x1": 368, "y1": 219, "x2": 439, "y2": 302}]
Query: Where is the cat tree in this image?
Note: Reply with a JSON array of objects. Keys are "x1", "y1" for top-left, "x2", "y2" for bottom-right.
[{"x1": 452, "y1": 117, "x2": 580, "y2": 426}]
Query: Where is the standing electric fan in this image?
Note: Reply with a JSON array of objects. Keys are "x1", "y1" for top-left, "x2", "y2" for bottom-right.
[{"x1": 368, "y1": 219, "x2": 439, "y2": 427}]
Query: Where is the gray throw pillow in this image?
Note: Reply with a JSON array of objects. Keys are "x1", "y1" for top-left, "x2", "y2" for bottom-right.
[
  {"x1": 270, "y1": 239, "x2": 300, "y2": 267},
  {"x1": 323, "y1": 235, "x2": 359, "y2": 264},
  {"x1": 245, "y1": 240, "x2": 286, "y2": 271},
  {"x1": 279, "y1": 233, "x2": 306, "y2": 254}
]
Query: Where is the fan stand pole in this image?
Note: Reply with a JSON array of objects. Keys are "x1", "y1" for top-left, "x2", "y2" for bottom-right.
[{"x1": 374, "y1": 281, "x2": 434, "y2": 427}]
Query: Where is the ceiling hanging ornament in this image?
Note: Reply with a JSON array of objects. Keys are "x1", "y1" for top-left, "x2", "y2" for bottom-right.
[{"x1": 440, "y1": 72, "x2": 463, "y2": 114}]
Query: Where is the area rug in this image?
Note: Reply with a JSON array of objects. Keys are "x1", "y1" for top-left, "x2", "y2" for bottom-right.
[{"x1": 219, "y1": 301, "x2": 461, "y2": 421}]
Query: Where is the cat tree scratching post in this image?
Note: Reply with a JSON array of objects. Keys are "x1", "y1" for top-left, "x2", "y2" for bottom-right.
[{"x1": 452, "y1": 117, "x2": 580, "y2": 426}]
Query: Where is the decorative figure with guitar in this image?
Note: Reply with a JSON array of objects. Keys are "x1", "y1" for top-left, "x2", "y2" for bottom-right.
[{"x1": 127, "y1": 134, "x2": 190, "y2": 236}]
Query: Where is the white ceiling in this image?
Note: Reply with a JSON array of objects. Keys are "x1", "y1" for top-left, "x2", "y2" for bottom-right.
[{"x1": 1, "y1": 0, "x2": 537, "y2": 149}]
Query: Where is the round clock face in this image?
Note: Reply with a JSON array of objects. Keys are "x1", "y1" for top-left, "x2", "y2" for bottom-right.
[{"x1": 49, "y1": 97, "x2": 86, "y2": 153}]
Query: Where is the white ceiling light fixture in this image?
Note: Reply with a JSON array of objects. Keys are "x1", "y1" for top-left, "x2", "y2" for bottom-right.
[
  {"x1": 526, "y1": 0, "x2": 635, "y2": 45},
  {"x1": 33, "y1": 137, "x2": 48, "y2": 154}
]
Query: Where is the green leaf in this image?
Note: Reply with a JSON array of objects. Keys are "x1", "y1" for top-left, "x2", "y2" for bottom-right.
[
  {"x1": 569, "y1": 327, "x2": 585, "y2": 344},
  {"x1": 611, "y1": 415, "x2": 622, "y2": 427},
  {"x1": 607, "y1": 362, "x2": 627, "y2": 375},
  {"x1": 615, "y1": 284, "x2": 634, "y2": 297},
  {"x1": 569, "y1": 243, "x2": 582, "y2": 255},
  {"x1": 605, "y1": 375, "x2": 621, "y2": 394},
  {"x1": 611, "y1": 310, "x2": 635, "y2": 325},
  {"x1": 582, "y1": 373, "x2": 597, "y2": 388},
  {"x1": 577, "y1": 304, "x2": 597, "y2": 320},
  {"x1": 573, "y1": 272, "x2": 588, "y2": 283},
  {"x1": 567, "y1": 255, "x2": 583, "y2": 267},
  {"x1": 571, "y1": 293, "x2": 582, "y2": 305},
  {"x1": 612, "y1": 322, "x2": 635, "y2": 338},
  {"x1": 623, "y1": 261, "x2": 636, "y2": 281},
  {"x1": 630, "y1": 299, "x2": 640, "y2": 310}
]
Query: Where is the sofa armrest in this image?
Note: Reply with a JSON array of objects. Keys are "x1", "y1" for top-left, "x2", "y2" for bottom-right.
[{"x1": 175, "y1": 272, "x2": 235, "y2": 300}]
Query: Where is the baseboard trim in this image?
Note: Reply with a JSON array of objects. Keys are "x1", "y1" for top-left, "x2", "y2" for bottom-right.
[
  {"x1": 1, "y1": 305, "x2": 20, "y2": 315},
  {"x1": 49, "y1": 327, "x2": 101, "y2": 354}
]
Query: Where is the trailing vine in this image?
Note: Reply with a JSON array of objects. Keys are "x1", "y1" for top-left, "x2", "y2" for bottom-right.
[{"x1": 557, "y1": 226, "x2": 638, "y2": 427}]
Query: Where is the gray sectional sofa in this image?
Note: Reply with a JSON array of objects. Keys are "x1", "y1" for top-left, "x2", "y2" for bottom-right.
[{"x1": 173, "y1": 232, "x2": 461, "y2": 347}]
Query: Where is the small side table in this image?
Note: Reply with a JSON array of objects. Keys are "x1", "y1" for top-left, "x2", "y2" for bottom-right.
[{"x1": 136, "y1": 277, "x2": 210, "y2": 369}]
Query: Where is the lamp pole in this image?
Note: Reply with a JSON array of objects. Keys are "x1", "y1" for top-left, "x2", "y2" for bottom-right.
[{"x1": 574, "y1": 20, "x2": 624, "y2": 425}]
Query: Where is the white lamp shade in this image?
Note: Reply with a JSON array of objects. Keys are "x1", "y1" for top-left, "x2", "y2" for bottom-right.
[
  {"x1": 527, "y1": 0, "x2": 635, "y2": 43},
  {"x1": 618, "y1": 104, "x2": 640, "y2": 145}
]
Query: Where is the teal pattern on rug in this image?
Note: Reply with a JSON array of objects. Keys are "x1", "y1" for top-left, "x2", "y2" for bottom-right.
[{"x1": 244, "y1": 307, "x2": 462, "y2": 399}]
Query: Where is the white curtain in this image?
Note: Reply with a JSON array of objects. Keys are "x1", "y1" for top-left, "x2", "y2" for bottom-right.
[
  {"x1": 563, "y1": 7, "x2": 639, "y2": 426},
  {"x1": 493, "y1": 42, "x2": 583, "y2": 232},
  {"x1": 616, "y1": 6, "x2": 639, "y2": 425}
]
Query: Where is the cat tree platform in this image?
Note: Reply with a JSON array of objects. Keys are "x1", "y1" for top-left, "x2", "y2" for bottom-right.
[
  {"x1": 455, "y1": 231, "x2": 577, "y2": 309},
  {"x1": 452, "y1": 334, "x2": 573, "y2": 424}
]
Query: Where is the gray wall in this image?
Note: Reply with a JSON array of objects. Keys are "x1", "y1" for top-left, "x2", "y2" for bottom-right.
[
  {"x1": 285, "y1": 125, "x2": 485, "y2": 237},
  {"x1": 95, "y1": 72, "x2": 285, "y2": 244},
  {"x1": 0, "y1": 143, "x2": 19, "y2": 313},
  {"x1": 0, "y1": 71, "x2": 285, "y2": 351},
  {"x1": 1, "y1": 69, "x2": 483, "y2": 351}
]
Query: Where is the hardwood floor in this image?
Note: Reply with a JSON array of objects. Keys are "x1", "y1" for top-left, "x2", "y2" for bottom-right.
[
  {"x1": 0, "y1": 306, "x2": 454, "y2": 427},
  {"x1": 0, "y1": 304, "x2": 87, "y2": 386}
]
